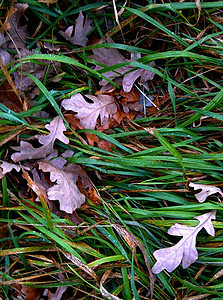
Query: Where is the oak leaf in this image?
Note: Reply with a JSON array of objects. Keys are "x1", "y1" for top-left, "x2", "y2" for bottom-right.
[
  {"x1": 0, "y1": 160, "x2": 29, "y2": 179},
  {"x1": 38, "y1": 155, "x2": 85, "y2": 214},
  {"x1": 59, "y1": 11, "x2": 92, "y2": 46},
  {"x1": 89, "y1": 37, "x2": 155, "y2": 92},
  {"x1": 189, "y1": 182, "x2": 223, "y2": 203},
  {"x1": 62, "y1": 93, "x2": 117, "y2": 129},
  {"x1": 152, "y1": 210, "x2": 216, "y2": 274},
  {"x1": 11, "y1": 116, "x2": 69, "y2": 162}
]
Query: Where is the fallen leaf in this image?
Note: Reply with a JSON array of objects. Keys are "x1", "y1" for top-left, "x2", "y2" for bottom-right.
[
  {"x1": 21, "y1": 285, "x2": 42, "y2": 300},
  {"x1": 122, "y1": 61, "x2": 156, "y2": 93},
  {"x1": 0, "y1": 81, "x2": 23, "y2": 112},
  {"x1": 6, "y1": 3, "x2": 28, "y2": 49},
  {"x1": 38, "y1": 156, "x2": 85, "y2": 214},
  {"x1": 0, "y1": 49, "x2": 12, "y2": 65},
  {"x1": 62, "y1": 93, "x2": 117, "y2": 129},
  {"x1": 0, "y1": 32, "x2": 9, "y2": 47},
  {"x1": 0, "y1": 160, "x2": 29, "y2": 179},
  {"x1": 189, "y1": 182, "x2": 223, "y2": 203},
  {"x1": 31, "y1": 167, "x2": 51, "y2": 203},
  {"x1": 152, "y1": 210, "x2": 216, "y2": 274},
  {"x1": 59, "y1": 11, "x2": 92, "y2": 46},
  {"x1": 89, "y1": 37, "x2": 155, "y2": 92},
  {"x1": 11, "y1": 116, "x2": 69, "y2": 162}
]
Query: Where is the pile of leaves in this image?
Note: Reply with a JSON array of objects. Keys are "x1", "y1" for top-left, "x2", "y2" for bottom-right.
[{"x1": 0, "y1": 0, "x2": 223, "y2": 299}]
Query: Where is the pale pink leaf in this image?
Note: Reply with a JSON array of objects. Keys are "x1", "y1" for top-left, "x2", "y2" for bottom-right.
[
  {"x1": 122, "y1": 62, "x2": 156, "y2": 92},
  {"x1": 11, "y1": 116, "x2": 68, "y2": 162},
  {"x1": 152, "y1": 210, "x2": 216, "y2": 274},
  {"x1": 0, "y1": 160, "x2": 30, "y2": 179},
  {"x1": 62, "y1": 93, "x2": 117, "y2": 129},
  {"x1": 189, "y1": 182, "x2": 223, "y2": 203},
  {"x1": 59, "y1": 11, "x2": 92, "y2": 46},
  {"x1": 38, "y1": 159, "x2": 85, "y2": 214}
]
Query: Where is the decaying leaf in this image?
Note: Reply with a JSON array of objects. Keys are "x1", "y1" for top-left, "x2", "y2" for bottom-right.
[
  {"x1": 0, "y1": 81, "x2": 24, "y2": 112},
  {"x1": 38, "y1": 155, "x2": 85, "y2": 214},
  {"x1": 59, "y1": 11, "x2": 92, "y2": 46},
  {"x1": 31, "y1": 167, "x2": 51, "y2": 203},
  {"x1": 152, "y1": 210, "x2": 216, "y2": 274},
  {"x1": 62, "y1": 93, "x2": 117, "y2": 129},
  {"x1": 189, "y1": 182, "x2": 223, "y2": 203},
  {"x1": 6, "y1": 3, "x2": 28, "y2": 49},
  {"x1": 21, "y1": 285, "x2": 42, "y2": 300},
  {"x1": 0, "y1": 160, "x2": 29, "y2": 179},
  {"x1": 11, "y1": 116, "x2": 69, "y2": 162},
  {"x1": 89, "y1": 37, "x2": 155, "y2": 92}
]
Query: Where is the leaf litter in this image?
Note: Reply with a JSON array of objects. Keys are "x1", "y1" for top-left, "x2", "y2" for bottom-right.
[{"x1": 0, "y1": 1, "x2": 222, "y2": 299}]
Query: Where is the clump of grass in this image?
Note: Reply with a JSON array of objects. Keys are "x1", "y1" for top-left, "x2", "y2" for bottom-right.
[{"x1": 1, "y1": 1, "x2": 223, "y2": 299}]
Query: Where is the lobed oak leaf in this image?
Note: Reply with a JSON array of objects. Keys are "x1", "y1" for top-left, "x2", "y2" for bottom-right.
[
  {"x1": 189, "y1": 182, "x2": 223, "y2": 203},
  {"x1": 62, "y1": 93, "x2": 117, "y2": 129},
  {"x1": 11, "y1": 116, "x2": 69, "y2": 162},
  {"x1": 0, "y1": 160, "x2": 29, "y2": 179},
  {"x1": 59, "y1": 11, "x2": 92, "y2": 46},
  {"x1": 152, "y1": 210, "x2": 216, "y2": 274},
  {"x1": 38, "y1": 157, "x2": 85, "y2": 214}
]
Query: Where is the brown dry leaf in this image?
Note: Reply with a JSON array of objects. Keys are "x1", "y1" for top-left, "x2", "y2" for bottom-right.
[
  {"x1": 89, "y1": 37, "x2": 155, "y2": 92},
  {"x1": 152, "y1": 210, "x2": 216, "y2": 274},
  {"x1": 6, "y1": 3, "x2": 28, "y2": 49},
  {"x1": 38, "y1": 156, "x2": 85, "y2": 214},
  {"x1": 0, "y1": 81, "x2": 23, "y2": 112},
  {"x1": 62, "y1": 93, "x2": 117, "y2": 129},
  {"x1": 31, "y1": 167, "x2": 51, "y2": 203},
  {"x1": 85, "y1": 132, "x2": 113, "y2": 152},
  {"x1": 21, "y1": 285, "x2": 42, "y2": 300},
  {"x1": 59, "y1": 11, "x2": 92, "y2": 46},
  {"x1": 11, "y1": 116, "x2": 69, "y2": 162},
  {"x1": 120, "y1": 88, "x2": 140, "y2": 103},
  {"x1": 189, "y1": 182, "x2": 223, "y2": 202}
]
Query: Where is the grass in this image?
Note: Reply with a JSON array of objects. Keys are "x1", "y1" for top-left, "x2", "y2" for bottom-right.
[{"x1": 0, "y1": 0, "x2": 223, "y2": 299}]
